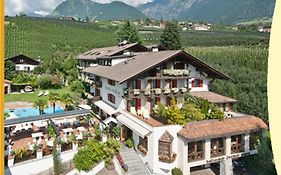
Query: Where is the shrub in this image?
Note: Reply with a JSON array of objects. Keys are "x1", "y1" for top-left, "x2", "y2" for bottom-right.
[
  {"x1": 126, "y1": 139, "x2": 134, "y2": 148},
  {"x1": 47, "y1": 125, "x2": 56, "y2": 138},
  {"x1": 53, "y1": 138, "x2": 63, "y2": 175},
  {"x1": 112, "y1": 127, "x2": 120, "y2": 138},
  {"x1": 172, "y1": 168, "x2": 183, "y2": 175},
  {"x1": 38, "y1": 74, "x2": 63, "y2": 89},
  {"x1": 70, "y1": 80, "x2": 85, "y2": 94}
]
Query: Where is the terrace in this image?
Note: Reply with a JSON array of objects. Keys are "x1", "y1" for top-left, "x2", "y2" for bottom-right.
[{"x1": 4, "y1": 110, "x2": 94, "y2": 167}]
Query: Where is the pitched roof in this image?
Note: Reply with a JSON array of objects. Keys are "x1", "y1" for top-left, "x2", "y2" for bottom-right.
[
  {"x1": 190, "y1": 91, "x2": 237, "y2": 103},
  {"x1": 77, "y1": 43, "x2": 147, "y2": 60},
  {"x1": 178, "y1": 116, "x2": 268, "y2": 141},
  {"x1": 4, "y1": 79, "x2": 12, "y2": 84},
  {"x1": 5, "y1": 54, "x2": 40, "y2": 65},
  {"x1": 159, "y1": 131, "x2": 174, "y2": 142},
  {"x1": 82, "y1": 50, "x2": 230, "y2": 83}
]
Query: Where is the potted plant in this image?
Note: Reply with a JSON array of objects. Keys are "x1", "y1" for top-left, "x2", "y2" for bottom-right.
[
  {"x1": 33, "y1": 143, "x2": 43, "y2": 159},
  {"x1": 7, "y1": 150, "x2": 15, "y2": 167},
  {"x1": 112, "y1": 127, "x2": 120, "y2": 140},
  {"x1": 69, "y1": 133, "x2": 78, "y2": 150},
  {"x1": 105, "y1": 158, "x2": 115, "y2": 170},
  {"x1": 125, "y1": 139, "x2": 134, "y2": 148}
]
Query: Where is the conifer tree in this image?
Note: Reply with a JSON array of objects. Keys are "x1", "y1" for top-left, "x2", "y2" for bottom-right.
[
  {"x1": 116, "y1": 20, "x2": 141, "y2": 43},
  {"x1": 160, "y1": 21, "x2": 182, "y2": 50}
]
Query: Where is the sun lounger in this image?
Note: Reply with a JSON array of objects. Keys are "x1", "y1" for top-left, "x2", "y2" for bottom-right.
[
  {"x1": 38, "y1": 91, "x2": 43, "y2": 97},
  {"x1": 44, "y1": 90, "x2": 49, "y2": 96}
]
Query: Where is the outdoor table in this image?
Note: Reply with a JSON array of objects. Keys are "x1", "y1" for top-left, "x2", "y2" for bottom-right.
[
  {"x1": 77, "y1": 126, "x2": 86, "y2": 132},
  {"x1": 47, "y1": 140, "x2": 54, "y2": 147},
  {"x1": 62, "y1": 128, "x2": 73, "y2": 136},
  {"x1": 76, "y1": 134, "x2": 83, "y2": 140}
]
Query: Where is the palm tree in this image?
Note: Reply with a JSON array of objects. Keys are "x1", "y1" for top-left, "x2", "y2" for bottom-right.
[
  {"x1": 60, "y1": 93, "x2": 73, "y2": 111},
  {"x1": 48, "y1": 92, "x2": 60, "y2": 113},
  {"x1": 33, "y1": 99, "x2": 48, "y2": 115}
]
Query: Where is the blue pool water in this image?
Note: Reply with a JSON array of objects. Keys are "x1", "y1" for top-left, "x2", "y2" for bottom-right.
[{"x1": 5, "y1": 105, "x2": 64, "y2": 118}]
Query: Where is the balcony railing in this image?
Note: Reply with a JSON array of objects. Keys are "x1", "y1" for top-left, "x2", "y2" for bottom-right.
[
  {"x1": 188, "y1": 151, "x2": 204, "y2": 162},
  {"x1": 231, "y1": 143, "x2": 244, "y2": 154},
  {"x1": 211, "y1": 147, "x2": 225, "y2": 158},
  {"x1": 124, "y1": 87, "x2": 188, "y2": 99},
  {"x1": 146, "y1": 69, "x2": 190, "y2": 80}
]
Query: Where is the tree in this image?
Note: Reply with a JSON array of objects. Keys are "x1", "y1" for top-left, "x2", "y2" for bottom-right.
[
  {"x1": 182, "y1": 103, "x2": 205, "y2": 122},
  {"x1": 160, "y1": 21, "x2": 182, "y2": 50},
  {"x1": 33, "y1": 99, "x2": 48, "y2": 115},
  {"x1": 4, "y1": 60, "x2": 16, "y2": 80},
  {"x1": 60, "y1": 93, "x2": 73, "y2": 110},
  {"x1": 116, "y1": 20, "x2": 141, "y2": 43},
  {"x1": 53, "y1": 138, "x2": 63, "y2": 175},
  {"x1": 48, "y1": 92, "x2": 60, "y2": 113},
  {"x1": 70, "y1": 80, "x2": 85, "y2": 94},
  {"x1": 166, "y1": 98, "x2": 185, "y2": 125}
]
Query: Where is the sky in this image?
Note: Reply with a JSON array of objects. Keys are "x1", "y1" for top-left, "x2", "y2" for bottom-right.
[{"x1": 5, "y1": 0, "x2": 152, "y2": 16}]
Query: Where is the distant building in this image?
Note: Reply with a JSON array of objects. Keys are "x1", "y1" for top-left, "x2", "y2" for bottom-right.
[
  {"x1": 5, "y1": 54, "x2": 40, "y2": 71},
  {"x1": 193, "y1": 23, "x2": 211, "y2": 31},
  {"x1": 4, "y1": 80, "x2": 12, "y2": 94},
  {"x1": 258, "y1": 26, "x2": 271, "y2": 33}
]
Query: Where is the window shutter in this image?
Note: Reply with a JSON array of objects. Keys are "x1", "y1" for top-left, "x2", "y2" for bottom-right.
[
  {"x1": 200, "y1": 80, "x2": 203, "y2": 87},
  {"x1": 156, "y1": 80, "x2": 160, "y2": 88},
  {"x1": 137, "y1": 99, "x2": 141, "y2": 110},
  {"x1": 172, "y1": 80, "x2": 177, "y2": 88},
  {"x1": 137, "y1": 80, "x2": 141, "y2": 89},
  {"x1": 191, "y1": 80, "x2": 195, "y2": 87}
]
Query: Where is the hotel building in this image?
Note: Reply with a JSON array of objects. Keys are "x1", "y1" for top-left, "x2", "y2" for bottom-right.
[{"x1": 77, "y1": 43, "x2": 267, "y2": 175}]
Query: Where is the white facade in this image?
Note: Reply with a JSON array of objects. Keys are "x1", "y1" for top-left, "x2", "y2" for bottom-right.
[{"x1": 15, "y1": 64, "x2": 38, "y2": 71}]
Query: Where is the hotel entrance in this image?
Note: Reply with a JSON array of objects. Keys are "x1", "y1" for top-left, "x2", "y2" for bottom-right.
[{"x1": 120, "y1": 125, "x2": 133, "y2": 142}]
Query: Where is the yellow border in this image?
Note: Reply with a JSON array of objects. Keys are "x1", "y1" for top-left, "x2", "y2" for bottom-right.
[
  {"x1": 269, "y1": 1, "x2": 281, "y2": 174},
  {"x1": 0, "y1": 0, "x2": 4, "y2": 174}
]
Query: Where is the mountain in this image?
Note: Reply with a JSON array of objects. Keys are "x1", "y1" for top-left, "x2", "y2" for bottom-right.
[
  {"x1": 50, "y1": 0, "x2": 146, "y2": 20},
  {"x1": 137, "y1": 0, "x2": 276, "y2": 24}
]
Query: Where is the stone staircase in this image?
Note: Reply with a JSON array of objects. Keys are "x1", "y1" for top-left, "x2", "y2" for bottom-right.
[{"x1": 119, "y1": 144, "x2": 151, "y2": 175}]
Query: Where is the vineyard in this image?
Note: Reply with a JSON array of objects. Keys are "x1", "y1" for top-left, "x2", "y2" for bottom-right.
[
  {"x1": 4, "y1": 17, "x2": 118, "y2": 61},
  {"x1": 186, "y1": 46, "x2": 268, "y2": 122}
]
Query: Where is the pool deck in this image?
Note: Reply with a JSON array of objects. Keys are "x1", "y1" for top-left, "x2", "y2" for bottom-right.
[{"x1": 5, "y1": 101, "x2": 33, "y2": 109}]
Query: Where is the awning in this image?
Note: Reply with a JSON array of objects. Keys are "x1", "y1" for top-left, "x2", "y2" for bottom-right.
[
  {"x1": 117, "y1": 114, "x2": 151, "y2": 138},
  {"x1": 94, "y1": 100, "x2": 117, "y2": 115}
]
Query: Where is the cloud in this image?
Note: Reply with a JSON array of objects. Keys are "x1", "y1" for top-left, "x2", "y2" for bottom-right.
[{"x1": 5, "y1": 0, "x2": 152, "y2": 16}]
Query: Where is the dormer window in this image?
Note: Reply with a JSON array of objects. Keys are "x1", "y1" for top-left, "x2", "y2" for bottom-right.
[
  {"x1": 192, "y1": 79, "x2": 203, "y2": 88},
  {"x1": 158, "y1": 131, "x2": 176, "y2": 163}
]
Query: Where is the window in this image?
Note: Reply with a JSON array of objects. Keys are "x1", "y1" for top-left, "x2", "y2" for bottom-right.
[
  {"x1": 132, "y1": 80, "x2": 141, "y2": 89},
  {"x1": 231, "y1": 135, "x2": 245, "y2": 154},
  {"x1": 19, "y1": 59, "x2": 24, "y2": 63},
  {"x1": 192, "y1": 79, "x2": 203, "y2": 88},
  {"x1": 188, "y1": 141, "x2": 205, "y2": 162},
  {"x1": 16, "y1": 66, "x2": 20, "y2": 70},
  {"x1": 138, "y1": 136, "x2": 148, "y2": 155},
  {"x1": 158, "y1": 131, "x2": 176, "y2": 163},
  {"x1": 153, "y1": 79, "x2": 161, "y2": 88},
  {"x1": 211, "y1": 138, "x2": 225, "y2": 158},
  {"x1": 108, "y1": 79, "x2": 116, "y2": 86},
  {"x1": 250, "y1": 131, "x2": 262, "y2": 150},
  {"x1": 131, "y1": 98, "x2": 141, "y2": 110},
  {"x1": 108, "y1": 94, "x2": 115, "y2": 104},
  {"x1": 155, "y1": 97, "x2": 161, "y2": 105},
  {"x1": 159, "y1": 141, "x2": 171, "y2": 156}
]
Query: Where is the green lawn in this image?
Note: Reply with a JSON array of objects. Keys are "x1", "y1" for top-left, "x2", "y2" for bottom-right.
[{"x1": 5, "y1": 88, "x2": 73, "y2": 103}]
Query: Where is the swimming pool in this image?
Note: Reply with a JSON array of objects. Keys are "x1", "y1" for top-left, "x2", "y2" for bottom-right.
[{"x1": 5, "y1": 105, "x2": 64, "y2": 118}]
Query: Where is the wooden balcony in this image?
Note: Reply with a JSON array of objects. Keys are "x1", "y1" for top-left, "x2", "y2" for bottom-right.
[
  {"x1": 124, "y1": 87, "x2": 189, "y2": 99},
  {"x1": 146, "y1": 69, "x2": 190, "y2": 80},
  {"x1": 211, "y1": 147, "x2": 225, "y2": 158},
  {"x1": 188, "y1": 151, "x2": 204, "y2": 162}
]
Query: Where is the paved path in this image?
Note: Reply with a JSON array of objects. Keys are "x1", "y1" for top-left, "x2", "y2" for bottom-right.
[{"x1": 119, "y1": 144, "x2": 151, "y2": 175}]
